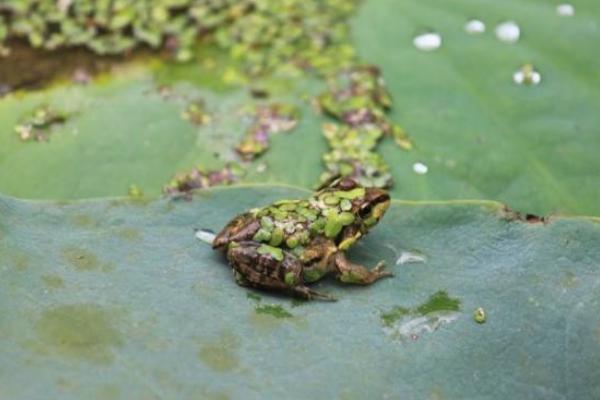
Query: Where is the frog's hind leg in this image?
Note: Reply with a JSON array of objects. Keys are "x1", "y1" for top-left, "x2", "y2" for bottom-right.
[
  {"x1": 226, "y1": 242, "x2": 335, "y2": 301},
  {"x1": 333, "y1": 252, "x2": 393, "y2": 285}
]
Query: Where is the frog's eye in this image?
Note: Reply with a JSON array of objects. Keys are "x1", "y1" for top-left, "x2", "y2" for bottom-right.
[{"x1": 359, "y1": 204, "x2": 373, "y2": 218}]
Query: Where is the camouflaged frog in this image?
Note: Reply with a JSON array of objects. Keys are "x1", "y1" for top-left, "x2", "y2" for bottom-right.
[{"x1": 212, "y1": 178, "x2": 392, "y2": 300}]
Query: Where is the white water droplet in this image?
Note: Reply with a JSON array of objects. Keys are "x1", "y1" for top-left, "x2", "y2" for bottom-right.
[
  {"x1": 513, "y1": 64, "x2": 542, "y2": 86},
  {"x1": 557, "y1": 4, "x2": 575, "y2": 17},
  {"x1": 413, "y1": 33, "x2": 442, "y2": 52},
  {"x1": 413, "y1": 162, "x2": 429, "y2": 175},
  {"x1": 495, "y1": 21, "x2": 520, "y2": 43},
  {"x1": 195, "y1": 229, "x2": 216, "y2": 244},
  {"x1": 396, "y1": 251, "x2": 426, "y2": 265},
  {"x1": 464, "y1": 19, "x2": 486, "y2": 34}
]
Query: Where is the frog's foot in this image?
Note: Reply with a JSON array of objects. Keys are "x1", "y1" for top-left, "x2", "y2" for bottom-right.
[
  {"x1": 334, "y1": 253, "x2": 393, "y2": 285},
  {"x1": 293, "y1": 285, "x2": 337, "y2": 302},
  {"x1": 373, "y1": 261, "x2": 393, "y2": 277}
]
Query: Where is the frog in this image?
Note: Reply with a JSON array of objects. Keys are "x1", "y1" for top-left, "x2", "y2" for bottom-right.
[{"x1": 211, "y1": 177, "x2": 392, "y2": 300}]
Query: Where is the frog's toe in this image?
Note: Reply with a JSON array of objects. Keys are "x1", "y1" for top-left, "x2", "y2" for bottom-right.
[
  {"x1": 373, "y1": 261, "x2": 388, "y2": 273},
  {"x1": 294, "y1": 286, "x2": 337, "y2": 302}
]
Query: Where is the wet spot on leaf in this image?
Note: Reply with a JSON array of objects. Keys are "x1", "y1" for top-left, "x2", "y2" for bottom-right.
[
  {"x1": 12, "y1": 252, "x2": 29, "y2": 271},
  {"x1": 72, "y1": 214, "x2": 96, "y2": 228},
  {"x1": 562, "y1": 271, "x2": 579, "y2": 289},
  {"x1": 61, "y1": 247, "x2": 99, "y2": 271},
  {"x1": 33, "y1": 304, "x2": 123, "y2": 364},
  {"x1": 42, "y1": 274, "x2": 65, "y2": 290},
  {"x1": 116, "y1": 227, "x2": 141, "y2": 241},
  {"x1": 197, "y1": 333, "x2": 239, "y2": 373}
]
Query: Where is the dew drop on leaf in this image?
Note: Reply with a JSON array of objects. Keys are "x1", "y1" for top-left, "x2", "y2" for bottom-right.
[
  {"x1": 464, "y1": 19, "x2": 486, "y2": 34},
  {"x1": 557, "y1": 4, "x2": 575, "y2": 17},
  {"x1": 413, "y1": 162, "x2": 429, "y2": 175},
  {"x1": 413, "y1": 33, "x2": 442, "y2": 51},
  {"x1": 495, "y1": 21, "x2": 520, "y2": 43},
  {"x1": 513, "y1": 64, "x2": 542, "y2": 86}
]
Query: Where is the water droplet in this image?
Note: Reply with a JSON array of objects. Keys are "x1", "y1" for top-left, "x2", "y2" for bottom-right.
[
  {"x1": 396, "y1": 251, "x2": 426, "y2": 265},
  {"x1": 495, "y1": 21, "x2": 520, "y2": 43},
  {"x1": 195, "y1": 228, "x2": 216, "y2": 244},
  {"x1": 413, "y1": 33, "x2": 442, "y2": 52},
  {"x1": 557, "y1": 4, "x2": 575, "y2": 17},
  {"x1": 413, "y1": 162, "x2": 429, "y2": 175},
  {"x1": 464, "y1": 19, "x2": 486, "y2": 34},
  {"x1": 474, "y1": 307, "x2": 487, "y2": 323},
  {"x1": 513, "y1": 64, "x2": 542, "y2": 86}
]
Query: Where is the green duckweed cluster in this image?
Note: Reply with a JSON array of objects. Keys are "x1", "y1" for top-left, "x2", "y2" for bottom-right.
[
  {"x1": 0, "y1": 0, "x2": 252, "y2": 61},
  {"x1": 235, "y1": 103, "x2": 299, "y2": 160},
  {"x1": 163, "y1": 162, "x2": 244, "y2": 195},
  {"x1": 180, "y1": 99, "x2": 211, "y2": 126},
  {"x1": 317, "y1": 66, "x2": 412, "y2": 188},
  {"x1": 14, "y1": 104, "x2": 69, "y2": 141},
  {"x1": 212, "y1": 0, "x2": 357, "y2": 78},
  {"x1": 2, "y1": 0, "x2": 409, "y2": 192}
]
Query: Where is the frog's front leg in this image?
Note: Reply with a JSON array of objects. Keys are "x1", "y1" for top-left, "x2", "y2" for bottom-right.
[
  {"x1": 226, "y1": 242, "x2": 335, "y2": 301},
  {"x1": 333, "y1": 252, "x2": 393, "y2": 285}
]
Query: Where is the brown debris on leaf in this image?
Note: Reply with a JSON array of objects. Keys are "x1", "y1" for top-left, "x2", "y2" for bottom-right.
[
  {"x1": 235, "y1": 103, "x2": 299, "y2": 160},
  {"x1": 163, "y1": 163, "x2": 245, "y2": 196},
  {"x1": 14, "y1": 105, "x2": 70, "y2": 142},
  {"x1": 501, "y1": 205, "x2": 549, "y2": 224}
]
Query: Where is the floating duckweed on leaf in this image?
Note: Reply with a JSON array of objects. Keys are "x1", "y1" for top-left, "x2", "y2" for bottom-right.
[
  {"x1": 128, "y1": 184, "x2": 143, "y2": 199},
  {"x1": 416, "y1": 291, "x2": 461, "y2": 315},
  {"x1": 413, "y1": 162, "x2": 429, "y2": 175},
  {"x1": 246, "y1": 292, "x2": 262, "y2": 302},
  {"x1": 164, "y1": 163, "x2": 244, "y2": 195},
  {"x1": 465, "y1": 19, "x2": 486, "y2": 34},
  {"x1": 181, "y1": 100, "x2": 211, "y2": 126},
  {"x1": 413, "y1": 32, "x2": 442, "y2": 51},
  {"x1": 380, "y1": 291, "x2": 462, "y2": 340},
  {"x1": 255, "y1": 304, "x2": 293, "y2": 319},
  {"x1": 474, "y1": 307, "x2": 487, "y2": 323},
  {"x1": 495, "y1": 21, "x2": 521, "y2": 43},
  {"x1": 317, "y1": 66, "x2": 409, "y2": 188},
  {"x1": 381, "y1": 306, "x2": 410, "y2": 327},
  {"x1": 557, "y1": 4, "x2": 575, "y2": 17},
  {"x1": 15, "y1": 105, "x2": 69, "y2": 142},
  {"x1": 235, "y1": 103, "x2": 299, "y2": 160},
  {"x1": 257, "y1": 244, "x2": 284, "y2": 261},
  {"x1": 513, "y1": 64, "x2": 542, "y2": 86}
]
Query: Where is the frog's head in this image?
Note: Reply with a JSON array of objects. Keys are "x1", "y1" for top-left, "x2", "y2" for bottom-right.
[
  {"x1": 356, "y1": 186, "x2": 391, "y2": 231},
  {"x1": 318, "y1": 177, "x2": 390, "y2": 247}
]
